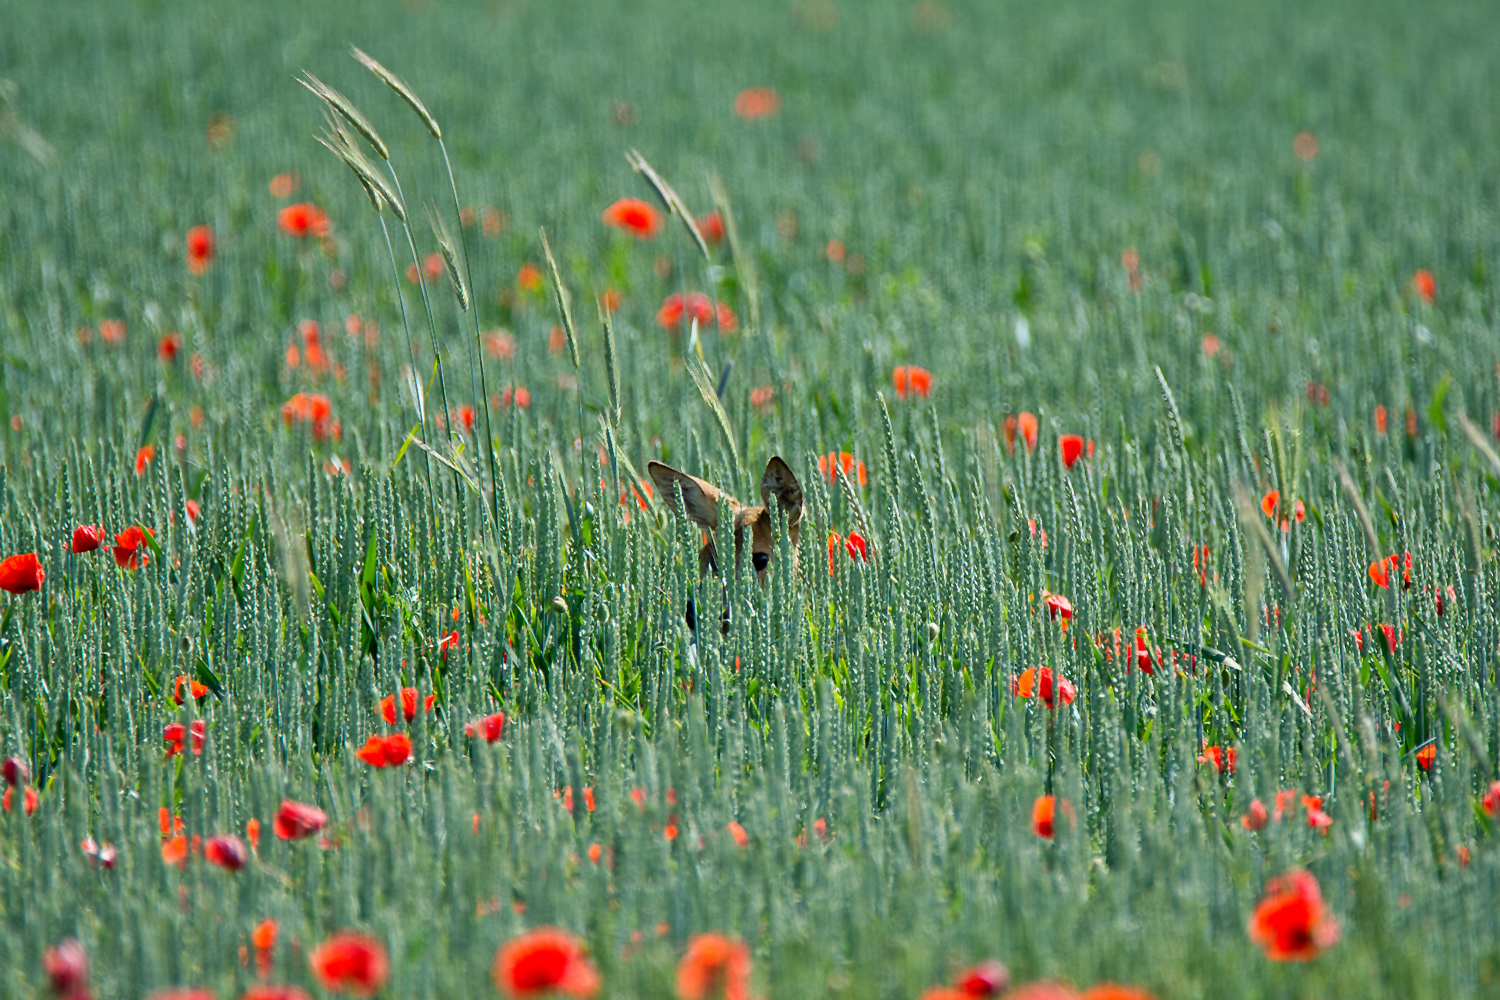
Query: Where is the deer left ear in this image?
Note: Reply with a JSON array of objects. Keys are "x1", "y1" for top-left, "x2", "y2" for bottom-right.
[{"x1": 759, "y1": 456, "x2": 804, "y2": 527}]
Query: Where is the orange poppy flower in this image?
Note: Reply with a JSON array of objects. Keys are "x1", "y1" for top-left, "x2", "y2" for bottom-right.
[
  {"x1": 147, "y1": 990, "x2": 216, "y2": 1000},
  {"x1": 113, "y1": 526, "x2": 154, "y2": 570},
  {"x1": 493, "y1": 927, "x2": 601, "y2": 998},
  {"x1": 269, "y1": 172, "x2": 299, "y2": 198},
  {"x1": 954, "y1": 960, "x2": 1010, "y2": 997},
  {"x1": 1004, "y1": 984, "x2": 1078, "y2": 1000},
  {"x1": 1247, "y1": 869, "x2": 1340, "y2": 961},
  {"x1": 246, "y1": 818, "x2": 261, "y2": 852},
  {"x1": 697, "y1": 211, "x2": 725, "y2": 245},
  {"x1": 1058, "y1": 434, "x2": 1085, "y2": 469},
  {"x1": 734, "y1": 87, "x2": 781, "y2": 120},
  {"x1": 750, "y1": 385, "x2": 774, "y2": 409},
  {"x1": 278, "y1": 202, "x2": 329, "y2": 239},
  {"x1": 173, "y1": 674, "x2": 208, "y2": 704},
  {"x1": 676, "y1": 933, "x2": 752, "y2": 1000},
  {"x1": 381, "y1": 687, "x2": 434, "y2": 725},
  {"x1": 517, "y1": 263, "x2": 544, "y2": 294},
  {"x1": 1121, "y1": 247, "x2": 1140, "y2": 293},
  {"x1": 1260, "y1": 490, "x2": 1279, "y2": 519},
  {"x1": 1079, "y1": 986, "x2": 1157, "y2": 1000},
  {"x1": 1293, "y1": 130, "x2": 1319, "y2": 162},
  {"x1": 1241, "y1": 799, "x2": 1268, "y2": 831},
  {"x1": 1197, "y1": 744, "x2": 1236, "y2": 774},
  {"x1": 1016, "y1": 412, "x2": 1038, "y2": 451},
  {"x1": 600, "y1": 289, "x2": 623, "y2": 312},
  {"x1": 487, "y1": 330, "x2": 518, "y2": 360},
  {"x1": 1032, "y1": 795, "x2": 1056, "y2": 839},
  {"x1": 205, "y1": 834, "x2": 248, "y2": 871},
  {"x1": 908, "y1": 367, "x2": 934, "y2": 398},
  {"x1": 161, "y1": 834, "x2": 189, "y2": 868},
  {"x1": 602, "y1": 198, "x2": 662, "y2": 239},
  {"x1": 240, "y1": 986, "x2": 313, "y2": 1000},
  {"x1": 186, "y1": 225, "x2": 215, "y2": 275},
  {"x1": 1415, "y1": 743, "x2": 1436, "y2": 771},
  {"x1": 1412, "y1": 269, "x2": 1436, "y2": 305},
  {"x1": 1374, "y1": 405, "x2": 1387, "y2": 435},
  {"x1": 466, "y1": 712, "x2": 507, "y2": 743},
  {"x1": 272, "y1": 799, "x2": 327, "y2": 841},
  {"x1": 0, "y1": 553, "x2": 44, "y2": 594},
  {"x1": 135, "y1": 445, "x2": 157, "y2": 476},
  {"x1": 309, "y1": 932, "x2": 389, "y2": 998},
  {"x1": 253, "y1": 918, "x2": 278, "y2": 973},
  {"x1": 101, "y1": 318, "x2": 127, "y2": 345},
  {"x1": 727, "y1": 821, "x2": 749, "y2": 848}
]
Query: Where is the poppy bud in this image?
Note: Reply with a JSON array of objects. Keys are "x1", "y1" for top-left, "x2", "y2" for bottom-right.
[{"x1": 1, "y1": 756, "x2": 27, "y2": 787}]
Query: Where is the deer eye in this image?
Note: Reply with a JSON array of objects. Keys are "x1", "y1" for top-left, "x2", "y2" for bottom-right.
[{"x1": 752, "y1": 552, "x2": 770, "y2": 572}]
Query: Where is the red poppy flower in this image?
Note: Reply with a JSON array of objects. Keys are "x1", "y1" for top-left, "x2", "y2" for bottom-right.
[
  {"x1": 71, "y1": 525, "x2": 105, "y2": 554},
  {"x1": 1482, "y1": 781, "x2": 1500, "y2": 817},
  {"x1": 173, "y1": 674, "x2": 208, "y2": 704},
  {"x1": 750, "y1": 385, "x2": 774, "y2": 409},
  {"x1": 1121, "y1": 247, "x2": 1141, "y2": 293},
  {"x1": 272, "y1": 799, "x2": 328, "y2": 841},
  {"x1": 1132, "y1": 626, "x2": 1155, "y2": 674},
  {"x1": 0, "y1": 552, "x2": 44, "y2": 593},
  {"x1": 1247, "y1": 869, "x2": 1340, "y2": 961},
  {"x1": 1241, "y1": 799, "x2": 1268, "y2": 831},
  {"x1": 100, "y1": 318, "x2": 127, "y2": 344},
  {"x1": 1032, "y1": 795, "x2": 1056, "y2": 839},
  {"x1": 1059, "y1": 434, "x2": 1085, "y2": 469},
  {"x1": 919, "y1": 988, "x2": 971, "y2": 1000},
  {"x1": 3, "y1": 785, "x2": 38, "y2": 816},
  {"x1": 246, "y1": 818, "x2": 261, "y2": 852},
  {"x1": 185, "y1": 499, "x2": 201, "y2": 527},
  {"x1": 1412, "y1": 269, "x2": 1436, "y2": 305},
  {"x1": 135, "y1": 445, "x2": 156, "y2": 476},
  {"x1": 1374, "y1": 405, "x2": 1388, "y2": 435},
  {"x1": 1260, "y1": 490, "x2": 1279, "y2": 519},
  {"x1": 734, "y1": 87, "x2": 781, "y2": 120},
  {"x1": 186, "y1": 225, "x2": 215, "y2": 275},
  {"x1": 727, "y1": 821, "x2": 749, "y2": 848},
  {"x1": 1303, "y1": 795, "x2": 1333, "y2": 833},
  {"x1": 845, "y1": 531, "x2": 868, "y2": 561},
  {"x1": 676, "y1": 933, "x2": 752, "y2": 1000},
  {"x1": 1367, "y1": 559, "x2": 1389, "y2": 589},
  {"x1": 1043, "y1": 592, "x2": 1073, "y2": 628},
  {"x1": 278, "y1": 203, "x2": 329, "y2": 239},
  {"x1": 466, "y1": 711, "x2": 507, "y2": 743},
  {"x1": 380, "y1": 687, "x2": 434, "y2": 725},
  {"x1": 1198, "y1": 745, "x2": 1236, "y2": 774},
  {"x1": 493, "y1": 928, "x2": 601, "y2": 999},
  {"x1": 697, "y1": 211, "x2": 724, "y2": 245},
  {"x1": 1012, "y1": 667, "x2": 1075, "y2": 708},
  {"x1": 43, "y1": 938, "x2": 89, "y2": 999},
  {"x1": 163, "y1": 720, "x2": 207, "y2": 757},
  {"x1": 112, "y1": 525, "x2": 152, "y2": 569},
  {"x1": 1415, "y1": 744, "x2": 1436, "y2": 771},
  {"x1": 239, "y1": 987, "x2": 313, "y2": 1000},
  {"x1": 2, "y1": 756, "x2": 28, "y2": 786},
  {"x1": 601, "y1": 198, "x2": 662, "y2": 239},
  {"x1": 309, "y1": 932, "x2": 389, "y2": 998},
  {"x1": 1377, "y1": 623, "x2": 1399, "y2": 654},
  {"x1": 158, "y1": 332, "x2": 183, "y2": 362},
  {"x1": 955, "y1": 960, "x2": 1010, "y2": 997},
  {"x1": 205, "y1": 834, "x2": 248, "y2": 871},
  {"x1": 354, "y1": 733, "x2": 412, "y2": 768}
]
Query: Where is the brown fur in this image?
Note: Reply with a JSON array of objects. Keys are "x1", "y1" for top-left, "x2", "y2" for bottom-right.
[{"x1": 647, "y1": 456, "x2": 805, "y2": 584}]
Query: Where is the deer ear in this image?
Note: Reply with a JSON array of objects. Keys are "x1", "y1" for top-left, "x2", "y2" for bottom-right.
[
  {"x1": 759, "y1": 456, "x2": 804, "y2": 527},
  {"x1": 648, "y1": 461, "x2": 727, "y2": 530}
]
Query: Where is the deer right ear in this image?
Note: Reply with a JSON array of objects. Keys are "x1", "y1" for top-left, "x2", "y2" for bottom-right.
[{"x1": 648, "y1": 461, "x2": 726, "y2": 530}]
